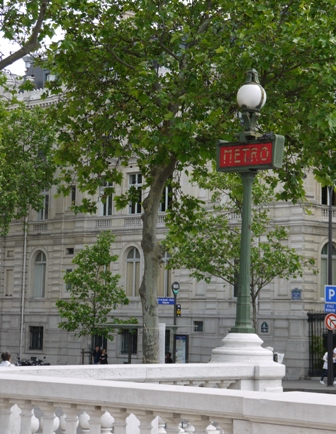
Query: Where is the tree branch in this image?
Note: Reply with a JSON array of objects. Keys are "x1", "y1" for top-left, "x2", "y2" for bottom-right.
[{"x1": 0, "y1": 0, "x2": 49, "y2": 71}]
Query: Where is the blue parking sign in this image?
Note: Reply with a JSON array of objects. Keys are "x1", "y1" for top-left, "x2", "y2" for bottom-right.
[{"x1": 325, "y1": 285, "x2": 336, "y2": 303}]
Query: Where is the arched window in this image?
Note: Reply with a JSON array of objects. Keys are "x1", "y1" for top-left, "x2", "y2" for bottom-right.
[
  {"x1": 157, "y1": 252, "x2": 172, "y2": 297},
  {"x1": 321, "y1": 243, "x2": 336, "y2": 297},
  {"x1": 126, "y1": 248, "x2": 140, "y2": 297},
  {"x1": 33, "y1": 251, "x2": 46, "y2": 298}
]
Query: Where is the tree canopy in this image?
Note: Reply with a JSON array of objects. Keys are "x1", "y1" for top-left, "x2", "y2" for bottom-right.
[
  {"x1": 0, "y1": 99, "x2": 56, "y2": 235},
  {"x1": 164, "y1": 170, "x2": 316, "y2": 329},
  {"x1": 0, "y1": 0, "x2": 61, "y2": 71},
  {"x1": 40, "y1": 0, "x2": 336, "y2": 361},
  {"x1": 56, "y1": 231, "x2": 133, "y2": 341}
]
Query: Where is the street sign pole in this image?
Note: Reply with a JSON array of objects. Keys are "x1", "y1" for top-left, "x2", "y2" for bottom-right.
[
  {"x1": 328, "y1": 186, "x2": 334, "y2": 387},
  {"x1": 171, "y1": 282, "x2": 180, "y2": 363}
]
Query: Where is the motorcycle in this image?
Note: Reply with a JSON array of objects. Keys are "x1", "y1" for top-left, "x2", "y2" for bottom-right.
[
  {"x1": 16, "y1": 354, "x2": 50, "y2": 366},
  {"x1": 30, "y1": 356, "x2": 50, "y2": 366},
  {"x1": 16, "y1": 354, "x2": 33, "y2": 366}
]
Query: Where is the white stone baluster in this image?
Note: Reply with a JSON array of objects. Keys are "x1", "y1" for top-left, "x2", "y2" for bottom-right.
[
  {"x1": 161, "y1": 414, "x2": 181, "y2": 434},
  {"x1": 40, "y1": 408, "x2": 60, "y2": 434},
  {"x1": 157, "y1": 417, "x2": 167, "y2": 433},
  {"x1": 18, "y1": 404, "x2": 37, "y2": 434},
  {"x1": 111, "y1": 409, "x2": 127, "y2": 434},
  {"x1": 214, "y1": 419, "x2": 232, "y2": 434},
  {"x1": 188, "y1": 416, "x2": 209, "y2": 434},
  {"x1": 136, "y1": 410, "x2": 154, "y2": 434},
  {"x1": 100, "y1": 411, "x2": 113, "y2": 434},
  {"x1": 31, "y1": 410, "x2": 39, "y2": 434},
  {"x1": 0, "y1": 399, "x2": 13, "y2": 434},
  {"x1": 184, "y1": 422, "x2": 195, "y2": 433},
  {"x1": 89, "y1": 408, "x2": 102, "y2": 434},
  {"x1": 78, "y1": 411, "x2": 90, "y2": 434},
  {"x1": 62, "y1": 408, "x2": 79, "y2": 434}
]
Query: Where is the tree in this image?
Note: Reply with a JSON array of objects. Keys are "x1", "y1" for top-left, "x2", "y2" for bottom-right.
[
  {"x1": 164, "y1": 171, "x2": 316, "y2": 329},
  {"x1": 56, "y1": 231, "x2": 132, "y2": 341},
  {"x1": 0, "y1": 101, "x2": 56, "y2": 235},
  {"x1": 44, "y1": 0, "x2": 336, "y2": 362},
  {"x1": 0, "y1": 0, "x2": 59, "y2": 71}
]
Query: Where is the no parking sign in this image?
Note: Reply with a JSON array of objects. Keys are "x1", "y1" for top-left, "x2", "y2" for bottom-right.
[{"x1": 325, "y1": 313, "x2": 336, "y2": 331}]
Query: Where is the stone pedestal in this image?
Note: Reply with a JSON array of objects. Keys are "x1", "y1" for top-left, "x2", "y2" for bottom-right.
[{"x1": 210, "y1": 333, "x2": 285, "y2": 392}]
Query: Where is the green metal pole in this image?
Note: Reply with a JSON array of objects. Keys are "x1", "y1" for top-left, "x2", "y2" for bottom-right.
[{"x1": 231, "y1": 171, "x2": 256, "y2": 333}]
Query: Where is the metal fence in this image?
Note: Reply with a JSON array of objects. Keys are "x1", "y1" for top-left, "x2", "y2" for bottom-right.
[{"x1": 307, "y1": 311, "x2": 336, "y2": 376}]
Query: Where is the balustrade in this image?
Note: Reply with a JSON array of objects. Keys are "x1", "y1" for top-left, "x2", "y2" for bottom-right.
[{"x1": 1, "y1": 368, "x2": 336, "y2": 434}]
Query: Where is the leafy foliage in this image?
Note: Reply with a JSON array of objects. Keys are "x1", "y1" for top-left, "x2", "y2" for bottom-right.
[
  {"x1": 39, "y1": 0, "x2": 336, "y2": 360},
  {"x1": 56, "y1": 231, "x2": 133, "y2": 340},
  {"x1": 0, "y1": 0, "x2": 62, "y2": 71},
  {"x1": 0, "y1": 102, "x2": 56, "y2": 235},
  {"x1": 164, "y1": 171, "x2": 316, "y2": 328}
]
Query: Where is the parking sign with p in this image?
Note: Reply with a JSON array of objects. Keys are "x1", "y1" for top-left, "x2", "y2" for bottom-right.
[{"x1": 325, "y1": 285, "x2": 336, "y2": 303}]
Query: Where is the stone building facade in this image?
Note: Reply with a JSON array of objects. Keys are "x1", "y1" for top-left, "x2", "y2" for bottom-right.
[{"x1": 0, "y1": 69, "x2": 332, "y2": 379}]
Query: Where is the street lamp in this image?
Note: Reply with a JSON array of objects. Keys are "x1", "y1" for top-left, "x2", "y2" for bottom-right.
[
  {"x1": 231, "y1": 69, "x2": 266, "y2": 334},
  {"x1": 212, "y1": 69, "x2": 284, "y2": 365}
]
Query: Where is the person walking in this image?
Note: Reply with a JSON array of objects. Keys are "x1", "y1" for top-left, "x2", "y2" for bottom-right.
[{"x1": 320, "y1": 351, "x2": 336, "y2": 384}]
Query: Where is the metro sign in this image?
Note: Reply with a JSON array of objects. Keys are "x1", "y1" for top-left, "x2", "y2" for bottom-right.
[{"x1": 216, "y1": 135, "x2": 285, "y2": 172}]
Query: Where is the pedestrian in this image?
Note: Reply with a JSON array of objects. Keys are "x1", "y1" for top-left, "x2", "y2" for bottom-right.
[
  {"x1": 92, "y1": 345, "x2": 101, "y2": 365},
  {"x1": 0, "y1": 352, "x2": 15, "y2": 367},
  {"x1": 320, "y1": 351, "x2": 336, "y2": 384},
  {"x1": 99, "y1": 348, "x2": 108, "y2": 364},
  {"x1": 165, "y1": 352, "x2": 173, "y2": 363}
]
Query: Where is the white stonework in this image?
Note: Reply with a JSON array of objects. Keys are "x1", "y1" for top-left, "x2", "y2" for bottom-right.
[{"x1": 0, "y1": 367, "x2": 335, "y2": 434}]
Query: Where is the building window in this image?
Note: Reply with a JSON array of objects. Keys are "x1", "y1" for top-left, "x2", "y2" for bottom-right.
[
  {"x1": 101, "y1": 182, "x2": 113, "y2": 216},
  {"x1": 194, "y1": 321, "x2": 204, "y2": 332},
  {"x1": 129, "y1": 174, "x2": 142, "y2": 214},
  {"x1": 66, "y1": 248, "x2": 74, "y2": 255},
  {"x1": 159, "y1": 184, "x2": 173, "y2": 212},
  {"x1": 165, "y1": 329, "x2": 171, "y2": 354},
  {"x1": 121, "y1": 329, "x2": 138, "y2": 354},
  {"x1": 157, "y1": 252, "x2": 172, "y2": 297},
  {"x1": 70, "y1": 185, "x2": 76, "y2": 206},
  {"x1": 37, "y1": 189, "x2": 49, "y2": 220},
  {"x1": 321, "y1": 243, "x2": 336, "y2": 297},
  {"x1": 29, "y1": 326, "x2": 43, "y2": 350},
  {"x1": 5, "y1": 269, "x2": 14, "y2": 297},
  {"x1": 33, "y1": 251, "x2": 46, "y2": 298},
  {"x1": 65, "y1": 269, "x2": 72, "y2": 291},
  {"x1": 126, "y1": 248, "x2": 140, "y2": 297},
  {"x1": 322, "y1": 186, "x2": 336, "y2": 206}
]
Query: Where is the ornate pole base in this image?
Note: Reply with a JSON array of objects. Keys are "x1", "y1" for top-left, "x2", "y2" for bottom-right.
[{"x1": 210, "y1": 333, "x2": 274, "y2": 363}]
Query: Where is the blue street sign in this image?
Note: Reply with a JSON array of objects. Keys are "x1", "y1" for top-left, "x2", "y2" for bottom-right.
[
  {"x1": 325, "y1": 304, "x2": 336, "y2": 313},
  {"x1": 157, "y1": 297, "x2": 175, "y2": 305},
  {"x1": 325, "y1": 285, "x2": 336, "y2": 303}
]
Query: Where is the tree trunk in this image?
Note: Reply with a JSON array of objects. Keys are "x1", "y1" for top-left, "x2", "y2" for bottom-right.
[{"x1": 139, "y1": 159, "x2": 176, "y2": 363}]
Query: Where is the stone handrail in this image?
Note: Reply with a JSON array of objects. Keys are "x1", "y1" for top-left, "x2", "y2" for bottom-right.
[
  {"x1": 0, "y1": 371, "x2": 336, "y2": 434},
  {"x1": 11, "y1": 361, "x2": 285, "y2": 392}
]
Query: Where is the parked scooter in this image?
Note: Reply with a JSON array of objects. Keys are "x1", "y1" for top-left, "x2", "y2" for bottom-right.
[
  {"x1": 16, "y1": 354, "x2": 50, "y2": 366},
  {"x1": 30, "y1": 356, "x2": 50, "y2": 366},
  {"x1": 16, "y1": 354, "x2": 33, "y2": 366}
]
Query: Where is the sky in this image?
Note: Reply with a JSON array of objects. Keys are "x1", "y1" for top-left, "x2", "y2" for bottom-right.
[{"x1": 1, "y1": 39, "x2": 26, "y2": 75}]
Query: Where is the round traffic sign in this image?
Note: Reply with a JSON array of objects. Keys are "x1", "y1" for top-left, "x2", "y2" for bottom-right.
[
  {"x1": 172, "y1": 281, "x2": 180, "y2": 295},
  {"x1": 325, "y1": 313, "x2": 336, "y2": 331}
]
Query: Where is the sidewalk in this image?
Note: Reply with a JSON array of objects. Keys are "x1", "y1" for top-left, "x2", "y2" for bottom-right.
[{"x1": 283, "y1": 378, "x2": 336, "y2": 394}]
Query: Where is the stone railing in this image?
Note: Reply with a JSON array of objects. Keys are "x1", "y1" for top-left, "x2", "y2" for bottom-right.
[
  {"x1": 11, "y1": 360, "x2": 284, "y2": 391},
  {"x1": 1, "y1": 370, "x2": 336, "y2": 434}
]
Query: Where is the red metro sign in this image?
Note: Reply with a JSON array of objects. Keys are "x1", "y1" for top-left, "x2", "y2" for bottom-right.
[{"x1": 216, "y1": 135, "x2": 285, "y2": 172}]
